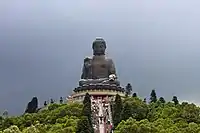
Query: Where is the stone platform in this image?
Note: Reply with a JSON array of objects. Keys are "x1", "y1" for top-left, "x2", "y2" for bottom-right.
[{"x1": 71, "y1": 84, "x2": 125, "y2": 101}]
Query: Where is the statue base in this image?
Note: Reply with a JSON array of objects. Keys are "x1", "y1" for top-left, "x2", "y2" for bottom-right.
[{"x1": 71, "y1": 84, "x2": 125, "y2": 102}]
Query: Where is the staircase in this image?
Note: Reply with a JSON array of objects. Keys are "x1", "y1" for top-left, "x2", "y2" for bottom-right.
[
  {"x1": 108, "y1": 102, "x2": 113, "y2": 126},
  {"x1": 91, "y1": 97, "x2": 114, "y2": 133},
  {"x1": 98, "y1": 100, "x2": 105, "y2": 133}
]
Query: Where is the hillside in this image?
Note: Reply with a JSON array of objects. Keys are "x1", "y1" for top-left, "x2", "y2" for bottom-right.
[
  {"x1": 1, "y1": 91, "x2": 200, "y2": 133},
  {"x1": 114, "y1": 97, "x2": 200, "y2": 133},
  {"x1": 0, "y1": 102, "x2": 83, "y2": 133}
]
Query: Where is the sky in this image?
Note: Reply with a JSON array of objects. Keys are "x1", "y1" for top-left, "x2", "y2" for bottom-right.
[{"x1": 0, "y1": 0, "x2": 200, "y2": 115}]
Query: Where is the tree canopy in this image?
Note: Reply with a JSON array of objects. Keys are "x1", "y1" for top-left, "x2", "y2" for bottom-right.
[
  {"x1": 1, "y1": 90, "x2": 200, "y2": 133},
  {"x1": 115, "y1": 96, "x2": 200, "y2": 133},
  {"x1": 0, "y1": 102, "x2": 83, "y2": 133}
]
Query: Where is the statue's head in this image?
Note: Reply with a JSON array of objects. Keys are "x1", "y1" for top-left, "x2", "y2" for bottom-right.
[{"x1": 92, "y1": 37, "x2": 106, "y2": 55}]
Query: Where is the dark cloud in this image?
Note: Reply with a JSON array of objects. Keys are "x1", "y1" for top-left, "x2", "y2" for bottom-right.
[{"x1": 1, "y1": 0, "x2": 200, "y2": 115}]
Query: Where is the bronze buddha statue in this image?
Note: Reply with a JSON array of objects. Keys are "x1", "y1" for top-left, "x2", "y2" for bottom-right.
[{"x1": 79, "y1": 38, "x2": 120, "y2": 86}]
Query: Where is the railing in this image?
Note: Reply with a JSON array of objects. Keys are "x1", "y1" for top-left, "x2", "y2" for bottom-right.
[
  {"x1": 72, "y1": 89, "x2": 125, "y2": 99},
  {"x1": 108, "y1": 102, "x2": 113, "y2": 126}
]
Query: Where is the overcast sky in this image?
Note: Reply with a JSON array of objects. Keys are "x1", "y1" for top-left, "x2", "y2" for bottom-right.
[{"x1": 1, "y1": 0, "x2": 200, "y2": 115}]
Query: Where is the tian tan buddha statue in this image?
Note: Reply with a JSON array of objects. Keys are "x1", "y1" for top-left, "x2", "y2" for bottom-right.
[{"x1": 79, "y1": 37, "x2": 120, "y2": 86}]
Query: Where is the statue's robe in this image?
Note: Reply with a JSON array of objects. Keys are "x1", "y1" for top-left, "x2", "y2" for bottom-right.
[{"x1": 81, "y1": 55, "x2": 116, "y2": 79}]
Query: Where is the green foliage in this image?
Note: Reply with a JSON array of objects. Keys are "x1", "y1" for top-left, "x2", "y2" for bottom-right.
[
  {"x1": 132, "y1": 93, "x2": 137, "y2": 97},
  {"x1": 115, "y1": 95, "x2": 200, "y2": 133},
  {"x1": 76, "y1": 116, "x2": 93, "y2": 133},
  {"x1": 2, "y1": 91, "x2": 200, "y2": 133},
  {"x1": 150, "y1": 89, "x2": 157, "y2": 103},
  {"x1": 143, "y1": 98, "x2": 147, "y2": 103},
  {"x1": 81, "y1": 93, "x2": 93, "y2": 133},
  {"x1": 2, "y1": 125, "x2": 21, "y2": 133},
  {"x1": 25, "y1": 97, "x2": 38, "y2": 114},
  {"x1": 48, "y1": 103, "x2": 61, "y2": 111},
  {"x1": 159, "y1": 97, "x2": 166, "y2": 103},
  {"x1": 115, "y1": 117, "x2": 200, "y2": 133},
  {"x1": 113, "y1": 94, "x2": 123, "y2": 128},
  {"x1": 121, "y1": 97, "x2": 148, "y2": 121},
  {"x1": 172, "y1": 96, "x2": 179, "y2": 105},
  {"x1": 125, "y1": 83, "x2": 132, "y2": 96},
  {"x1": 0, "y1": 103, "x2": 82, "y2": 133},
  {"x1": 82, "y1": 93, "x2": 92, "y2": 117}
]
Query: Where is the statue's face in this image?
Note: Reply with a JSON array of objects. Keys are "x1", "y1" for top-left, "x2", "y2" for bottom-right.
[{"x1": 93, "y1": 42, "x2": 106, "y2": 55}]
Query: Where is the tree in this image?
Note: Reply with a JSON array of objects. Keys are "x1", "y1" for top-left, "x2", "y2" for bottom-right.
[
  {"x1": 0, "y1": 102, "x2": 83, "y2": 132},
  {"x1": 59, "y1": 97, "x2": 63, "y2": 104},
  {"x1": 44, "y1": 101, "x2": 47, "y2": 107},
  {"x1": 125, "y1": 83, "x2": 132, "y2": 96},
  {"x1": 121, "y1": 97, "x2": 149, "y2": 121},
  {"x1": 23, "y1": 125, "x2": 40, "y2": 133},
  {"x1": 3, "y1": 125, "x2": 21, "y2": 133},
  {"x1": 172, "y1": 96, "x2": 179, "y2": 105},
  {"x1": 3, "y1": 93, "x2": 200, "y2": 133},
  {"x1": 121, "y1": 102, "x2": 132, "y2": 121},
  {"x1": 113, "y1": 94, "x2": 123, "y2": 128},
  {"x1": 150, "y1": 89, "x2": 157, "y2": 103},
  {"x1": 25, "y1": 97, "x2": 38, "y2": 113},
  {"x1": 82, "y1": 93, "x2": 93, "y2": 133},
  {"x1": 2, "y1": 110, "x2": 8, "y2": 118},
  {"x1": 115, "y1": 118, "x2": 159, "y2": 133},
  {"x1": 143, "y1": 98, "x2": 147, "y2": 103},
  {"x1": 76, "y1": 116, "x2": 93, "y2": 133},
  {"x1": 159, "y1": 97, "x2": 166, "y2": 103},
  {"x1": 82, "y1": 93, "x2": 92, "y2": 116},
  {"x1": 132, "y1": 93, "x2": 137, "y2": 98},
  {"x1": 180, "y1": 103, "x2": 200, "y2": 123},
  {"x1": 50, "y1": 99, "x2": 54, "y2": 104}
]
